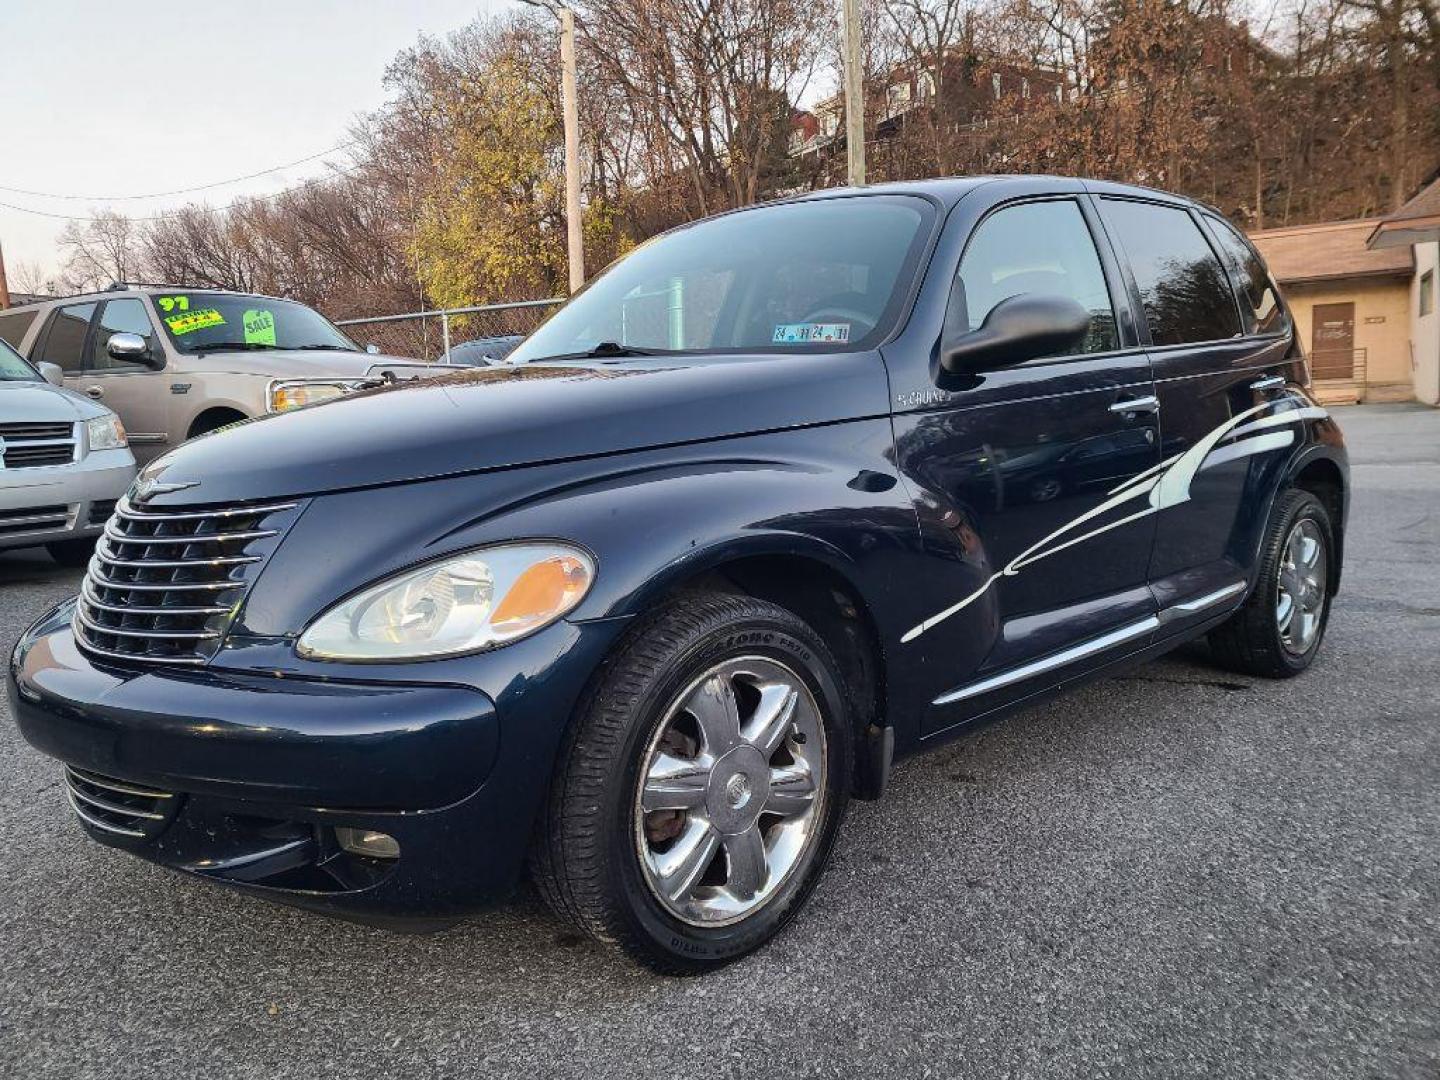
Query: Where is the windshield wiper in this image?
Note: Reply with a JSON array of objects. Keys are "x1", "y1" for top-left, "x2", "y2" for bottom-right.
[
  {"x1": 290, "y1": 344, "x2": 359, "y2": 352},
  {"x1": 194, "y1": 341, "x2": 277, "y2": 353},
  {"x1": 527, "y1": 341, "x2": 666, "y2": 363}
]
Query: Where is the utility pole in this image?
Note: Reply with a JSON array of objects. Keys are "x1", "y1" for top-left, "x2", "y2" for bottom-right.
[
  {"x1": 0, "y1": 239, "x2": 10, "y2": 309},
  {"x1": 841, "y1": 0, "x2": 866, "y2": 186},
  {"x1": 560, "y1": 8, "x2": 585, "y2": 292}
]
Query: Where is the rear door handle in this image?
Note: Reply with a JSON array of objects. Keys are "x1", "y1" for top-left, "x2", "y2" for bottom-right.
[
  {"x1": 1109, "y1": 395, "x2": 1159, "y2": 415},
  {"x1": 1249, "y1": 375, "x2": 1285, "y2": 391},
  {"x1": 84, "y1": 386, "x2": 104, "y2": 399}
]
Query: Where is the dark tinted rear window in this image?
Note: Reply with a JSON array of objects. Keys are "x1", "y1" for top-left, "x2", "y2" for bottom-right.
[
  {"x1": 1101, "y1": 199, "x2": 1241, "y2": 346},
  {"x1": 0, "y1": 309, "x2": 38, "y2": 350},
  {"x1": 1204, "y1": 215, "x2": 1288, "y2": 336},
  {"x1": 38, "y1": 303, "x2": 96, "y2": 372}
]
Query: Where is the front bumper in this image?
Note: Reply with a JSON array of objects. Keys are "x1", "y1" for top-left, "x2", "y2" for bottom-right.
[
  {"x1": 0, "y1": 453, "x2": 134, "y2": 550},
  {"x1": 8, "y1": 600, "x2": 624, "y2": 923}
]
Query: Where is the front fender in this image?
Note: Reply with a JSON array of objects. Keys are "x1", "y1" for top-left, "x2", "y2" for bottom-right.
[{"x1": 235, "y1": 420, "x2": 920, "y2": 650}]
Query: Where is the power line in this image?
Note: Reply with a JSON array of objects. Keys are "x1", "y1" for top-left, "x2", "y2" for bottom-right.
[
  {"x1": 0, "y1": 141, "x2": 357, "y2": 202},
  {"x1": 0, "y1": 163, "x2": 366, "y2": 224}
]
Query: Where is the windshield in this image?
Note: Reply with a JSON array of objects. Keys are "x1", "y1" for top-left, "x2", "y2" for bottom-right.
[
  {"x1": 509, "y1": 195, "x2": 934, "y2": 363},
  {"x1": 151, "y1": 292, "x2": 358, "y2": 355},
  {"x1": 0, "y1": 338, "x2": 39, "y2": 381}
]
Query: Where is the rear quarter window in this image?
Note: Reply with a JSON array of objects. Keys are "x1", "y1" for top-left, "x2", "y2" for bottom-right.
[
  {"x1": 0, "y1": 309, "x2": 38, "y2": 350},
  {"x1": 1204, "y1": 214, "x2": 1289, "y2": 336}
]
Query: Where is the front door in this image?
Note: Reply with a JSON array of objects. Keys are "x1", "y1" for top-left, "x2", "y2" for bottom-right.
[
  {"x1": 1310, "y1": 302, "x2": 1355, "y2": 381},
  {"x1": 891, "y1": 195, "x2": 1162, "y2": 732},
  {"x1": 78, "y1": 297, "x2": 171, "y2": 464}
]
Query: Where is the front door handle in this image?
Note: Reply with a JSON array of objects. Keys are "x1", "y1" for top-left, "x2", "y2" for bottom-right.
[
  {"x1": 84, "y1": 386, "x2": 104, "y2": 399},
  {"x1": 1249, "y1": 374, "x2": 1286, "y2": 391},
  {"x1": 1109, "y1": 394, "x2": 1159, "y2": 415}
]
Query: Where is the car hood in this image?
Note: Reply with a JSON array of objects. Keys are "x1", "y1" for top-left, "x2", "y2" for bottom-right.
[
  {"x1": 183, "y1": 348, "x2": 433, "y2": 380},
  {"x1": 0, "y1": 379, "x2": 111, "y2": 422},
  {"x1": 135, "y1": 351, "x2": 890, "y2": 504}
]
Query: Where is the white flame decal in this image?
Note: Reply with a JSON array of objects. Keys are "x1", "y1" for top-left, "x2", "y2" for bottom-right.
[{"x1": 900, "y1": 399, "x2": 1328, "y2": 644}]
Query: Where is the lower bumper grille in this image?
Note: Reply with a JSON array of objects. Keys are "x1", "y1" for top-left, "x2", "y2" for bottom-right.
[
  {"x1": 64, "y1": 766, "x2": 179, "y2": 840},
  {"x1": 0, "y1": 504, "x2": 70, "y2": 537}
]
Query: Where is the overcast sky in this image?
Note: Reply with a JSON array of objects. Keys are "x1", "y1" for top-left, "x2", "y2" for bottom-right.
[{"x1": 0, "y1": 0, "x2": 502, "y2": 285}]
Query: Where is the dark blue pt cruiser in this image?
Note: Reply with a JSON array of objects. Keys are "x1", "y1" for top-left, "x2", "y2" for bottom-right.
[{"x1": 8, "y1": 176, "x2": 1348, "y2": 972}]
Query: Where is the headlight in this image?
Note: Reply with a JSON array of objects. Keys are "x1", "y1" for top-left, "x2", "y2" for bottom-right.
[
  {"x1": 268, "y1": 380, "x2": 354, "y2": 413},
  {"x1": 85, "y1": 414, "x2": 128, "y2": 451},
  {"x1": 296, "y1": 542, "x2": 595, "y2": 660}
]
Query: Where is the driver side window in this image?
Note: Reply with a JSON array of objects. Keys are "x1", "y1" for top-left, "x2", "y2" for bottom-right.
[{"x1": 958, "y1": 200, "x2": 1118, "y2": 354}]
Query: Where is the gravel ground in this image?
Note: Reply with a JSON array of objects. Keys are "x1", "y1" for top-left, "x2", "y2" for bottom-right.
[{"x1": 1, "y1": 403, "x2": 1436, "y2": 1079}]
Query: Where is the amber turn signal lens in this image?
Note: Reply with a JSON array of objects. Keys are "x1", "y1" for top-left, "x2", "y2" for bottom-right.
[{"x1": 491, "y1": 555, "x2": 591, "y2": 636}]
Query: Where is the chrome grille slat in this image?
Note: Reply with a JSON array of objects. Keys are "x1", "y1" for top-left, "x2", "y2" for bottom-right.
[
  {"x1": 68, "y1": 783, "x2": 167, "y2": 820},
  {"x1": 63, "y1": 767, "x2": 179, "y2": 839},
  {"x1": 75, "y1": 606, "x2": 220, "y2": 639},
  {"x1": 79, "y1": 582, "x2": 231, "y2": 617},
  {"x1": 67, "y1": 766, "x2": 174, "y2": 800},
  {"x1": 66, "y1": 791, "x2": 147, "y2": 837},
  {"x1": 72, "y1": 494, "x2": 300, "y2": 667},
  {"x1": 113, "y1": 500, "x2": 297, "y2": 522},
  {"x1": 103, "y1": 521, "x2": 278, "y2": 546},
  {"x1": 84, "y1": 566, "x2": 241, "y2": 592}
]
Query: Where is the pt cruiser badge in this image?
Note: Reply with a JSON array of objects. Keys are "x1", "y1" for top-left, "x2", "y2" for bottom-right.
[{"x1": 8, "y1": 177, "x2": 1348, "y2": 972}]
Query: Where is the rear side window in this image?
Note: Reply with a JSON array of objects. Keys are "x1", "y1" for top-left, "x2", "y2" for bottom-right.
[
  {"x1": 37, "y1": 302, "x2": 96, "y2": 372},
  {"x1": 88, "y1": 298, "x2": 160, "y2": 370},
  {"x1": 957, "y1": 199, "x2": 1118, "y2": 353},
  {"x1": 1100, "y1": 199, "x2": 1241, "y2": 346},
  {"x1": 1205, "y1": 215, "x2": 1287, "y2": 336},
  {"x1": 0, "y1": 309, "x2": 38, "y2": 350}
]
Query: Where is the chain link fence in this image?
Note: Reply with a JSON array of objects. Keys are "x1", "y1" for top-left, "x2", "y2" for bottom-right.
[{"x1": 334, "y1": 298, "x2": 564, "y2": 362}]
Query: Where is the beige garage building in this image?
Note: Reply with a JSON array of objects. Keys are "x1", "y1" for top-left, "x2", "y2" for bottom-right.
[{"x1": 1249, "y1": 218, "x2": 1415, "y2": 405}]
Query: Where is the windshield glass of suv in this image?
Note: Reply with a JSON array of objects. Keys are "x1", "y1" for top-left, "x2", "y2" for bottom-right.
[
  {"x1": 151, "y1": 292, "x2": 358, "y2": 355},
  {"x1": 510, "y1": 195, "x2": 934, "y2": 363},
  {"x1": 0, "y1": 338, "x2": 38, "y2": 381}
]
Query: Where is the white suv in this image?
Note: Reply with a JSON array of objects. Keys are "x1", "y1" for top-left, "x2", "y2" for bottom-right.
[
  {"x1": 0, "y1": 338, "x2": 134, "y2": 565},
  {"x1": 0, "y1": 286, "x2": 429, "y2": 465}
]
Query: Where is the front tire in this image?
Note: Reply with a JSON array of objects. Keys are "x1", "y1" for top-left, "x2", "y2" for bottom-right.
[
  {"x1": 1209, "y1": 488, "x2": 1335, "y2": 678},
  {"x1": 531, "y1": 591, "x2": 852, "y2": 973}
]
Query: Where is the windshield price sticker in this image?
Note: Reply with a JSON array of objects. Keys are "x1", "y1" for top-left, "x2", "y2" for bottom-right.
[
  {"x1": 164, "y1": 309, "x2": 226, "y2": 336},
  {"x1": 243, "y1": 309, "x2": 277, "y2": 346},
  {"x1": 156, "y1": 296, "x2": 191, "y2": 313},
  {"x1": 772, "y1": 322, "x2": 851, "y2": 344}
]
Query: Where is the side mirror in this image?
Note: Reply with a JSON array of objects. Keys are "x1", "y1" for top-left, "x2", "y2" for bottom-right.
[
  {"x1": 365, "y1": 343, "x2": 381, "y2": 355},
  {"x1": 37, "y1": 361, "x2": 63, "y2": 387},
  {"x1": 107, "y1": 332, "x2": 163, "y2": 370},
  {"x1": 941, "y1": 294, "x2": 1092, "y2": 374}
]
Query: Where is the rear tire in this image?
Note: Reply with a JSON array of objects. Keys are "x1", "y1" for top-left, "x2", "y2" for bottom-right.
[
  {"x1": 1209, "y1": 488, "x2": 1335, "y2": 678},
  {"x1": 46, "y1": 538, "x2": 96, "y2": 568},
  {"x1": 531, "y1": 591, "x2": 852, "y2": 973}
]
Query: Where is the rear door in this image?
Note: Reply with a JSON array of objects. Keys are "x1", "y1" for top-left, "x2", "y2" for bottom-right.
[
  {"x1": 1095, "y1": 196, "x2": 1297, "y2": 625},
  {"x1": 890, "y1": 193, "x2": 1162, "y2": 732},
  {"x1": 78, "y1": 297, "x2": 171, "y2": 462}
]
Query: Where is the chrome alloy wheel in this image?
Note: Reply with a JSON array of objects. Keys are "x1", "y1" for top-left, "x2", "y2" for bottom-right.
[
  {"x1": 1277, "y1": 517, "x2": 1327, "y2": 655},
  {"x1": 634, "y1": 656, "x2": 827, "y2": 927}
]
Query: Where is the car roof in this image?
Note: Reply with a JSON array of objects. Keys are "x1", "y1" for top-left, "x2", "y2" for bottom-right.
[
  {"x1": 792, "y1": 174, "x2": 1216, "y2": 213},
  {"x1": 3, "y1": 284, "x2": 298, "y2": 313}
]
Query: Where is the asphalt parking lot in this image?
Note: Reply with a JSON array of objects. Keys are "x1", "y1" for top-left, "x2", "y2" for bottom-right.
[{"x1": 1, "y1": 403, "x2": 1436, "y2": 1079}]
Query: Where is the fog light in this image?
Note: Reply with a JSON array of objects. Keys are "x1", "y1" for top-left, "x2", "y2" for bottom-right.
[{"x1": 335, "y1": 827, "x2": 401, "y2": 859}]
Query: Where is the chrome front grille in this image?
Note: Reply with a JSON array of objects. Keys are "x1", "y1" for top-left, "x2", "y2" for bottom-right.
[
  {"x1": 73, "y1": 495, "x2": 301, "y2": 666},
  {"x1": 64, "y1": 766, "x2": 179, "y2": 840},
  {"x1": 0, "y1": 421, "x2": 77, "y2": 469}
]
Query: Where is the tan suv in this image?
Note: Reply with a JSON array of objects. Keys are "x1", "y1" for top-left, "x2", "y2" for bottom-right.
[{"x1": 0, "y1": 286, "x2": 430, "y2": 464}]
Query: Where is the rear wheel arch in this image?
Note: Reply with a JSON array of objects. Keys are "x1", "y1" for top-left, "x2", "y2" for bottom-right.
[{"x1": 1290, "y1": 456, "x2": 1345, "y2": 592}]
